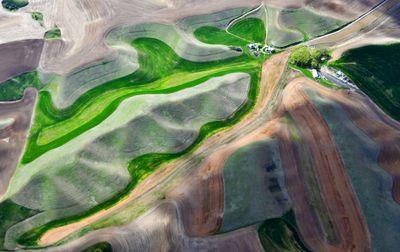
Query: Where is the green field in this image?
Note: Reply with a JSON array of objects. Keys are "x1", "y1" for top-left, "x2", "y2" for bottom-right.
[
  {"x1": 331, "y1": 43, "x2": 400, "y2": 120},
  {"x1": 195, "y1": 17, "x2": 266, "y2": 46},
  {"x1": 265, "y1": 7, "x2": 303, "y2": 48},
  {"x1": 194, "y1": 26, "x2": 247, "y2": 47},
  {"x1": 19, "y1": 38, "x2": 261, "y2": 164},
  {"x1": 228, "y1": 18, "x2": 266, "y2": 43}
]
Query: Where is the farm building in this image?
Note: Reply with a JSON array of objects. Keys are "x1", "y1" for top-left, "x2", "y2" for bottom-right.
[{"x1": 312, "y1": 69, "x2": 320, "y2": 78}]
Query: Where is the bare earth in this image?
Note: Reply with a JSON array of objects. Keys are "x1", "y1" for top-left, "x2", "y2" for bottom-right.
[
  {"x1": 0, "y1": 39, "x2": 44, "y2": 83},
  {"x1": 0, "y1": 88, "x2": 37, "y2": 197}
]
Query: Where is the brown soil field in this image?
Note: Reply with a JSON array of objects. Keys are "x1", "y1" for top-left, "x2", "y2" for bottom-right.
[
  {"x1": 277, "y1": 121, "x2": 334, "y2": 251},
  {"x1": 0, "y1": 88, "x2": 37, "y2": 198},
  {"x1": 0, "y1": 40, "x2": 44, "y2": 83},
  {"x1": 279, "y1": 78, "x2": 371, "y2": 251},
  {"x1": 166, "y1": 154, "x2": 225, "y2": 236}
]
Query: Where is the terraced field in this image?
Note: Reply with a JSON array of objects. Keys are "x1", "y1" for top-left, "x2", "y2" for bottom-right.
[{"x1": 0, "y1": 1, "x2": 400, "y2": 252}]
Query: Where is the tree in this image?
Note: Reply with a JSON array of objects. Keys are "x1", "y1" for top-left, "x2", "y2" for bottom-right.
[
  {"x1": 289, "y1": 46, "x2": 312, "y2": 67},
  {"x1": 290, "y1": 46, "x2": 326, "y2": 68},
  {"x1": 312, "y1": 49, "x2": 322, "y2": 62}
]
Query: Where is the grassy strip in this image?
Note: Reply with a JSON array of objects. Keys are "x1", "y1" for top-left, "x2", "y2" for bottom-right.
[
  {"x1": 330, "y1": 43, "x2": 400, "y2": 121},
  {"x1": 21, "y1": 37, "x2": 259, "y2": 163},
  {"x1": 289, "y1": 64, "x2": 342, "y2": 89},
  {"x1": 17, "y1": 68, "x2": 261, "y2": 247},
  {"x1": 258, "y1": 210, "x2": 310, "y2": 252}
]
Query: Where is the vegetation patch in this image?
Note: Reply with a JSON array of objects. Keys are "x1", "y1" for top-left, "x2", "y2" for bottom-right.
[
  {"x1": 0, "y1": 71, "x2": 42, "y2": 100},
  {"x1": 331, "y1": 43, "x2": 400, "y2": 120},
  {"x1": 288, "y1": 46, "x2": 341, "y2": 89},
  {"x1": 289, "y1": 46, "x2": 325, "y2": 68},
  {"x1": 0, "y1": 200, "x2": 39, "y2": 250},
  {"x1": 44, "y1": 25, "x2": 61, "y2": 40},
  {"x1": 258, "y1": 210, "x2": 310, "y2": 252},
  {"x1": 1, "y1": 0, "x2": 28, "y2": 11},
  {"x1": 31, "y1": 12, "x2": 44, "y2": 26}
]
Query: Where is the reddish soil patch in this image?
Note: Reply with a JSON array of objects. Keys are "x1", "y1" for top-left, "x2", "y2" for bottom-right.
[
  {"x1": 0, "y1": 40, "x2": 44, "y2": 83},
  {"x1": 166, "y1": 158, "x2": 225, "y2": 236},
  {"x1": 0, "y1": 88, "x2": 37, "y2": 197}
]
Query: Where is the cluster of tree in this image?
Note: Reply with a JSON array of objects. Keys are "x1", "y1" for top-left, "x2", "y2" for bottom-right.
[
  {"x1": 1, "y1": 0, "x2": 28, "y2": 11},
  {"x1": 289, "y1": 46, "x2": 327, "y2": 68}
]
